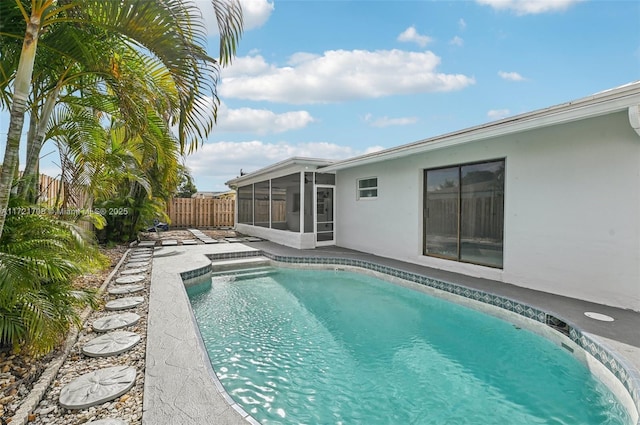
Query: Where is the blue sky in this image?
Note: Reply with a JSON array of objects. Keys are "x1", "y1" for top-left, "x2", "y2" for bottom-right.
[
  {"x1": 186, "y1": 0, "x2": 639, "y2": 191},
  {"x1": 2, "y1": 0, "x2": 639, "y2": 192}
]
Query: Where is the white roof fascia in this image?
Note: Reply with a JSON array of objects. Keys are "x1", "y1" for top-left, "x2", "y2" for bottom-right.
[
  {"x1": 321, "y1": 81, "x2": 640, "y2": 172},
  {"x1": 629, "y1": 104, "x2": 640, "y2": 137},
  {"x1": 226, "y1": 157, "x2": 335, "y2": 188}
]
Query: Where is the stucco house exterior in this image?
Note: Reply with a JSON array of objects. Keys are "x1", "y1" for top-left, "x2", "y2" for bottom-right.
[{"x1": 226, "y1": 81, "x2": 640, "y2": 312}]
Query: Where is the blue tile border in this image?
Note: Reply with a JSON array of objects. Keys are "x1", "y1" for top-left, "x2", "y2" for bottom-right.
[
  {"x1": 208, "y1": 251, "x2": 263, "y2": 261},
  {"x1": 180, "y1": 264, "x2": 212, "y2": 281},
  {"x1": 203, "y1": 250, "x2": 640, "y2": 421}
]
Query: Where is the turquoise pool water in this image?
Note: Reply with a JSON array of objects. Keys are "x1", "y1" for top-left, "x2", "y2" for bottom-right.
[{"x1": 188, "y1": 268, "x2": 631, "y2": 425}]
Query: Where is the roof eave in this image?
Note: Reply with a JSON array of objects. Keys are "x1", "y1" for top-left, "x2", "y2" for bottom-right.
[
  {"x1": 321, "y1": 81, "x2": 640, "y2": 172},
  {"x1": 225, "y1": 157, "x2": 335, "y2": 188}
]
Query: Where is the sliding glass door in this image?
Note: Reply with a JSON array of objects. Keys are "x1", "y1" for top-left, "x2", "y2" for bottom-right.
[{"x1": 424, "y1": 159, "x2": 504, "y2": 268}]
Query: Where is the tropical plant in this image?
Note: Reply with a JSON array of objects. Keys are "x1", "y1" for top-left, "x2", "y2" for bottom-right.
[
  {"x1": 0, "y1": 198, "x2": 107, "y2": 355},
  {"x1": 0, "y1": 0, "x2": 243, "y2": 239},
  {"x1": 0, "y1": 0, "x2": 243, "y2": 357},
  {"x1": 176, "y1": 165, "x2": 198, "y2": 198},
  {"x1": 89, "y1": 111, "x2": 180, "y2": 242}
]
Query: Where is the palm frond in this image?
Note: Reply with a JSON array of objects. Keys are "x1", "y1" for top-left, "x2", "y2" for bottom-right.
[
  {"x1": 211, "y1": 0, "x2": 243, "y2": 66},
  {"x1": 0, "y1": 197, "x2": 103, "y2": 354}
]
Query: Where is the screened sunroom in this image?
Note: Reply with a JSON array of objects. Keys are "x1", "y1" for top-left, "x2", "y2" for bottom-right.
[{"x1": 226, "y1": 158, "x2": 336, "y2": 249}]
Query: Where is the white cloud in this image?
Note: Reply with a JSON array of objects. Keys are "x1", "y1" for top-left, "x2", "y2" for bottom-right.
[
  {"x1": 397, "y1": 26, "x2": 433, "y2": 47},
  {"x1": 476, "y1": 0, "x2": 583, "y2": 15},
  {"x1": 223, "y1": 54, "x2": 273, "y2": 76},
  {"x1": 458, "y1": 18, "x2": 467, "y2": 30},
  {"x1": 487, "y1": 109, "x2": 511, "y2": 120},
  {"x1": 240, "y1": 0, "x2": 275, "y2": 29},
  {"x1": 191, "y1": 0, "x2": 274, "y2": 36},
  {"x1": 450, "y1": 36, "x2": 464, "y2": 46},
  {"x1": 364, "y1": 113, "x2": 418, "y2": 128},
  {"x1": 216, "y1": 102, "x2": 315, "y2": 134},
  {"x1": 498, "y1": 70, "x2": 526, "y2": 81},
  {"x1": 220, "y1": 50, "x2": 475, "y2": 104},
  {"x1": 185, "y1": 140, "x2": 377, "y2": 190},
  {"x1": 363, "y1": 145, "x2": 385, "y2": 155}
]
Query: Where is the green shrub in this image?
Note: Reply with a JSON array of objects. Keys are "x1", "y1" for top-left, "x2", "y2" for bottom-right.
[{"x1": 0, "y1": 199, "x2": 107, "y2": 355}]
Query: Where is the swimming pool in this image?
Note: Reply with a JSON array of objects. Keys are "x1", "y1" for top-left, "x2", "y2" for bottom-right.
[{"x1": 188, "y1": 267, "x2": 632, "y2": 424}]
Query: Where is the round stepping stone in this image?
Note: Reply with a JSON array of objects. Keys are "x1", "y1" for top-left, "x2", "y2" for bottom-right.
[
  {"x1": 115, "y1": 275, "x2": 145, "y2": 284},
  {"x1": 59, "y1": 366, "x2": 136, "y2": 409},
  {"x1": 129, "y1": 255, "x2": 151, "y2": 260},
  {"x1": 87, "y1": 419, "x2": 128, "y2": 425},
  {"x1": 125, "y1": 261, "x2": 149, "y2": 268},
  {"x1": 120, "y1": 267, "x2": 147, "y2": 275},
  {"x1": 82, "y1": 331, "x2": 141, "y2": 357},
  {"x1": 105, "y1": 296, "x2": 144, "y2": 311},
  {"x1": 108, "y1": 285, "x2": 145, "y2": 295},
  {"x1": 92, "y1": 313, "x2": 140, "y2": 332}
]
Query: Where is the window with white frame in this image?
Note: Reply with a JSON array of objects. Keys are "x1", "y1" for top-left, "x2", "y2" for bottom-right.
[{"x1": 357, "y1": 177, "x2": 378, "y2": 199}]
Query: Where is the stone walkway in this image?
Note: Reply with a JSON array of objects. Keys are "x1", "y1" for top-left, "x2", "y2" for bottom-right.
[{"x1": 29, "y1": 248, "x2": 152, "y2": 425}]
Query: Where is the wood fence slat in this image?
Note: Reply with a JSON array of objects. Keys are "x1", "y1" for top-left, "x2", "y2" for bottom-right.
[
  {"x1": 36, "y1": 174, "x2": 90, "y2": 210},
  {"x1": 167, "y1": 198, "x2": 235, "y2": 228}
]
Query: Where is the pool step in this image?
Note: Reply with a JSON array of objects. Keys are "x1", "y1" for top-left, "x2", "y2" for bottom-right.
[
  {"x1": 211, "y1": 266, "x2": 275, "y2": 280},
  {"x1": 210, "y1": 257, "x2": 275, "y2": 280},
  {"x1": 210, "y1": 256, "x2": 271, "y2": 272}
]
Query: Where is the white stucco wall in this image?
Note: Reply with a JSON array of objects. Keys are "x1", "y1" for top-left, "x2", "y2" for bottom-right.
[{"x1": 335, "y1": 111, "x2": 640, "y2": 311}]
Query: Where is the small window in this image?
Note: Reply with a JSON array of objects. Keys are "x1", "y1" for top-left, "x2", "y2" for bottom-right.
[{"x1": 357, "y1": 177, "x2": 378, "y2": 199}]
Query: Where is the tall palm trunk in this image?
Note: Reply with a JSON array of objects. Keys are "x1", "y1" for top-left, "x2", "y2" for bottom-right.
[
  {"x1": 0, "y1": 3, "x2": 49, "y2": 239},
  {"x1": 19, "y1": 86, "x2": 61, "y2": 201}
]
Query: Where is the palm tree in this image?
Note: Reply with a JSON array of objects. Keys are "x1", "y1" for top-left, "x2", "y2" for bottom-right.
[
  {"x1": 76, "y1": 110, "x2": 180, "y2": 241},
  {"x1": 0, "y1": 0, "x2": 243, "y2": 238},
  {"x1": 51, "y1": 48, "x2": 187, "y2": 240},
  {"x1": 176, "y1": 164, "x2": 198, "y2": 198},
  {"x1": 0, "y1": 0, "x2": 243, "y2": 355},
  {"x1": 0, "y1": 0, "x2": 50, "y2": 236}
]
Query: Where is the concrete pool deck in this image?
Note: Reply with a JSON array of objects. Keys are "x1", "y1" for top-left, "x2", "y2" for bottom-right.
[{"x1": 143, "y1": 241, "x2": 640, "y2": 425}]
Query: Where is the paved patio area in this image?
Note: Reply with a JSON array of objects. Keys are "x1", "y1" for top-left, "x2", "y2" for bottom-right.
[
  {"x1": 143, "y1": 243, "x2": 257, "y2": 425},
  {"x1": 143, "y1": 241, "x2": 640, "y2": 425}
]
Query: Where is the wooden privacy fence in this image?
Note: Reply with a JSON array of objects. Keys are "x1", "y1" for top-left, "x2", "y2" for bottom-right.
[
  {"x1": 37, "y1": 173, "x2": 89, "y2": 209},
  {"x1": 167, "y1": 198, "x2": 235, "y2": 228},
  {"x1": 14, "y1": 173, "x2": 94, "y2": 232}
]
